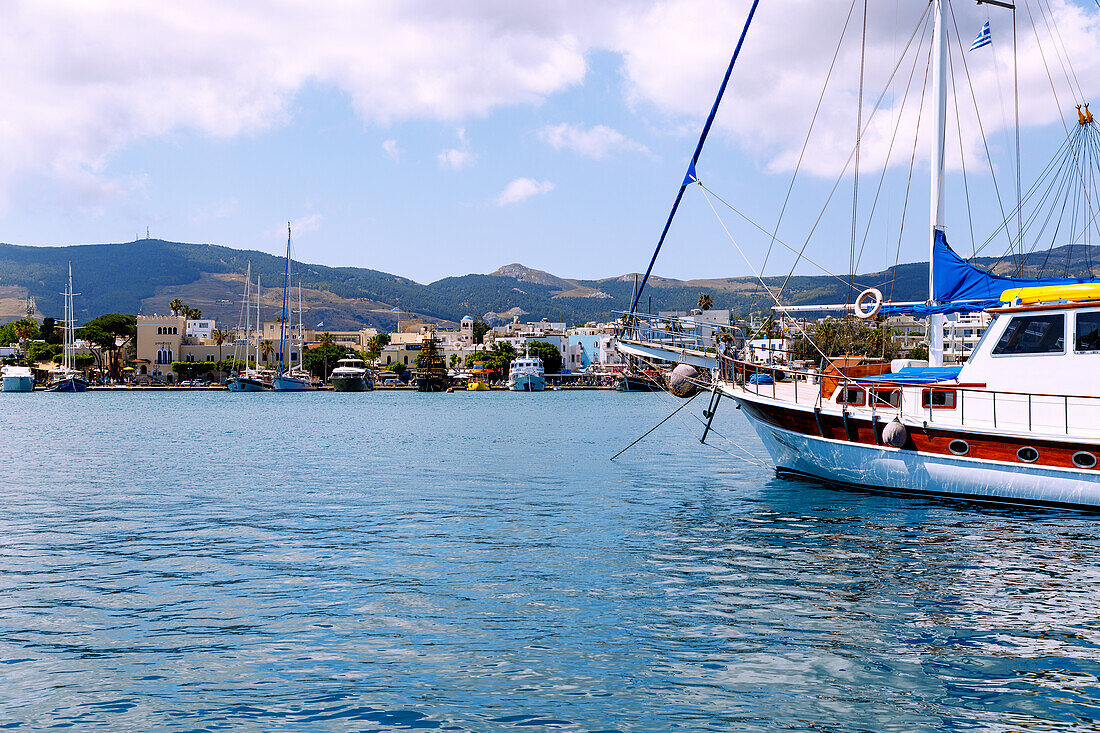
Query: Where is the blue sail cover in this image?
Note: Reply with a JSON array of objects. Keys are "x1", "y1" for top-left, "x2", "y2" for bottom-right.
[
  {"x1": 932, "y1": 229, "x2": 1094, "y2": 301},
  {"x1": 879, "y1": 230, "x2": 1096, "y2": 316}
]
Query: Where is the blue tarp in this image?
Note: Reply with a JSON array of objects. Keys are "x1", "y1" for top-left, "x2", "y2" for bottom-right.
[
  {"x1": 876, "y1": 231, "x2": 1096, "y2": 317},
  {"x1": 854, "y1": 366, "x2": 962, "y2": 385},
  {"x1": 932, "y1": 229, "x2": 1092, "y2": 302}
]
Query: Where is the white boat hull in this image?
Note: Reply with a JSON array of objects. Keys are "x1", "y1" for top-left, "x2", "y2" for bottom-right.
[
  {"x1": 508, "y1": 374, "x2": 546, "y2": 392},
  {"x1": 739, "y1": 403, "x2": 1100, "y2": 508},
  {"x1": 273, "y1": 375, "x2": 313, "y2": 392},
  {"x1": 2, "y1": 375, "x2": 34, "y2": 392}
]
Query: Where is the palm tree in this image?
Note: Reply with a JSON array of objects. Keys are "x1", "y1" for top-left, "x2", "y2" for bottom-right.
[
  {"x1": 318, "y1": 331, "x2": 334, "y2": 348},
  {"x1": 13, "y1": 318, "x2": 36, "y2": 343},
  {"x1": 697, "y1": 293, "x2": 714, "y2": 310},
  {"x1": 211, "y1": 329, "x2": 227, "y2": 362},
  {"x1": 186, "y1": 307, "x2": 202, "y2": 320},
  {"x1": 169, "y1": 298, "x2": 184, "y2": 316},
  {"x1": 260, "y1": 340, "x2": 274, "y2": 363}
]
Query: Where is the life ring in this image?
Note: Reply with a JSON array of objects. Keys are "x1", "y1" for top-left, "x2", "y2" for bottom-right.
[{"x1": 854, "y1": 287, "x2": 883, "y2": 319}]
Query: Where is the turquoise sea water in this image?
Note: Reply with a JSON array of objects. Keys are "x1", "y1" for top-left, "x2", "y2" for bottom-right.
[{"x1": 1, "y1": 390, "x2": 1099, "y2": 731}]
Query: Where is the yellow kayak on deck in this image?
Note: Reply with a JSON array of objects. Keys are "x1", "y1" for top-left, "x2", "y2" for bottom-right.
[{"x1": 1001, "y1": 283, "x2": 1100, "y2": 305}]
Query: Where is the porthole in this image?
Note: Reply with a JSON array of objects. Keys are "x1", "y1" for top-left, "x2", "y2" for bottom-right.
[
  {"x1": 948, "y1": 440, "x2": 969, "y2": 456},
  {"x1": 1017, "y1": 446, "x2": 1039, "y2": 463},
  {"x1": 1072, "y1": 451, "x2": 1097, "y2": 469}
]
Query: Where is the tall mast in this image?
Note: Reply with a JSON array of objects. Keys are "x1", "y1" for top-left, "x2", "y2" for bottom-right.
[
  {"x1": 928, "y1": 0, "x2": 949, "y2": 366},
  {"x1": 65, "y1": 262, "x2": 74, "y2": 371},
  {"x1": 243, "y1": 261, "x2": 251, "y2": 372},
  {"x1": 255, "y1": 275, "x2": 261, "y2": 367},
  {"x1": 297, "y1": 281, "x2": 303, "y2": 368},
  {"x1": 278, "y1": 222, "x2": 291, "y2": 373}
]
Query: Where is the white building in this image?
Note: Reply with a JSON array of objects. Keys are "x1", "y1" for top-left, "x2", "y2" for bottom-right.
[
  {"x1": 186, "y1": 319, "x2": 215, "y2": 339},
  {"x1": 942, "y1": 311, "x2": 992, "y2": 365}
]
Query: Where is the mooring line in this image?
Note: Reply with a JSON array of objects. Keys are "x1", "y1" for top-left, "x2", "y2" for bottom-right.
[{"x1": 610, "y1": 393, "x2": 699, "y2": 461}]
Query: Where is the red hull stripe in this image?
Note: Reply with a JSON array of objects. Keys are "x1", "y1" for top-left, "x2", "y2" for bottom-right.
[{"x1": 737, "y1": 398, "x2": 1100, "y2": 472}]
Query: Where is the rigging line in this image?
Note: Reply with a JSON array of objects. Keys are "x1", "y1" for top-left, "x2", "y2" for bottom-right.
[
  {"x1": 609, "y1": 392, "x2": 699, "y2": 461},
  {"x1": 947, "y1": 40, "x2": 979, "y2": 258},
  {"x1": 1014, "y1": 6, "x2": 1024, "y2": 260},
  {"x1": 849, "y1": 0, "x2": 869, "y2": 310},
  {"x1": 946, "y1": 3, "x2": 1019, "y2": 266},
  {"x1": 697, "y1": 184, "x2": 834, "y2": 365},
  {"x1": 971, "y1": 132, "x2": 1075, "y2": 257},
  {"x1": 630, "y1": 352, "x2": 770, "y2": 467},
  {"x1": 773, "y1": 3, "x2": 934, "y2": 305},
  {"x1": 694, "y1": 181, "x2": 874, "y2": 290},
  {"x1": 629, "y1": 0, "x2": 762, "y2": 316},
  {"x1": 1020, "y1": 0, "x2": 1100, "y2": 246},
  {"x1": 854, "y1": 14, "x2": 933, "y2": 275},
  {"x1": 1034, "y1": 0, "x2": 1084, "y2": 102},
  {"x1": 751, "y1": 0, "x2": 861, "y2": 315},
  {"x1": 888, "y1": 31, "x2": 934, "y2": 307}
]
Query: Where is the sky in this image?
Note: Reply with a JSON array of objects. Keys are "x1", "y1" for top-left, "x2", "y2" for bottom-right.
[{"x1": 1, "y1": 0, "x2": 1099, "y2": 285}]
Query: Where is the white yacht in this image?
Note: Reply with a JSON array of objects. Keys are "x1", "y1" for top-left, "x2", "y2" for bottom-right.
[
  {"x1": 330, "y1": 357, "x2": 372, "y2": 392},
  {"x1": 1, "y1": 365, "x2": 34, "y2": 392},
  {"x1": 615, "y1": 0, "x2": 1100, "y2": 507},
  {"x1": 507, "y1": 355, "x2": 546, "y2": 392}
]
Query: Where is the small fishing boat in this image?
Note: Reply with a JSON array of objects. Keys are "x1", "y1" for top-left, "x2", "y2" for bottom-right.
[
  {"x1": 1, "y1": 365, "x2": 34, "y2": 392},
  {"x1": 330, "y1": 357, "x2": 372, "y2": 391},
  {"x1": 46, "y1": 263, "x2": 87, "y2": 393}
]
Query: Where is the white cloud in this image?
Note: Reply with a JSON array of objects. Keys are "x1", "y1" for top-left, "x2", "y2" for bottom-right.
[
  {"x1": 381, "y1": 139, "x2": 400, "y2": 161},
  {"x1": 1, "y1": 0, "x2": 1098, "y2": 207},
  {"x1": 538, "y1": 123, "x2": 649, "y2": 159},
  {"x1": 495, "y1": 178, "x2": 555, "y2": 206},
  {"x1": 437, "y1": 128, "x2": 475, "y2": 170},
  {"x1": 292, "y1": 213, "x2": 323, "y2": 234}
]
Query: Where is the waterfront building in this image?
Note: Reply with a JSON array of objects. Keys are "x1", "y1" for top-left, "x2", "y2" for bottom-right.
[
  {"x1": 941, "y1": 311, "x2": 991, "y2": 365},
  {"x1": 185, "y1": 318, "x2": 215, "y2": 339},
  {"x1": 135, "y1": 314, "x2": 233, "y2": 382}
]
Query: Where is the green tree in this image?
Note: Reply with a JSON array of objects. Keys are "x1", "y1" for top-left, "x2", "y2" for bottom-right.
[
  {"x1": 302, "y1": 343, "x2": 350, "y2": 379},
  {"x1": 26, "y1": 341, "x2": 61, "y2": 364},
  {"x1": 789, "y1": 317, "x2": 901, "y2": 362},
  {"x1": 318, "y1": 332, "x2": 334, "y2": 348},
  {"x1": 472, "y1": 320, "x2": 490, "y2": 345},
  {"x1": 211, "y1": 328, "x2": 228, "y2": 362},
  {"x1": 41, "y1": 317, "x2": 60, "y2": 345},
  {"x1": 449, "y1": 353, "x2": 460, "y2": 370},
  {"x1": 169, "y1": 298, "x2": 184, "y2": 316},
  {"x1": 77, "y1": 314, "x2": 136, "y2": 379},
  {"x1": 365, "y1": 333, "x2": 390, "y2": 360},
  {"x1": 697, "y1": 293, "x2": 714, "y2": 310},
  {"x1": 905, "y1": 344, "x2": 929, "y2": 361},
  {"x1": 526, "y1": 340, "x2": 562, "y2": 374},
  {"x1": 0, "y1": 317, "x2": 39, "y2": 346},
  {"x1": 260, "y1": 340, "x2": 274, "y2": 362}
]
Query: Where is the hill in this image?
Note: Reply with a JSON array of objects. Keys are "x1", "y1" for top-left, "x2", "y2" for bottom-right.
[{"x1": 0, "y1": 238, "x2": 1097, "y2": 328}]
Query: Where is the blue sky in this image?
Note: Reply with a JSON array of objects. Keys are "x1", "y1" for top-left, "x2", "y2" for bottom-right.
[{"x1": 1, "y1": 0, "x2": 1098, "y2": 286}]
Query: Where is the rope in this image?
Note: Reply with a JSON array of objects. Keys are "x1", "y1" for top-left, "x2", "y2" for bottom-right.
[
  {"x1": 752, "y1": 0, "x2": 861, "y2": 315},
  {"x1": 610, "y1": 392, "x2": 698, "y2": 461}
]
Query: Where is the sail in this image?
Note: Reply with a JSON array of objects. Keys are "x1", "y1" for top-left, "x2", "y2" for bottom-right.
[{"x1": 932, "y1": 229, "x2": 1094, "y2": 302}]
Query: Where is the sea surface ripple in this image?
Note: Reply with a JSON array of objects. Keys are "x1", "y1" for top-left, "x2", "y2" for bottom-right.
[{"x1": 1, "y1": 390, "x2": 1099, "y2": 731}]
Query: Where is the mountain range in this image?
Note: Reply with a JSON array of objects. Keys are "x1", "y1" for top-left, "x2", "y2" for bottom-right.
[{"x1": 0, "y1": 239, "x2": 1097, "y2": 329}]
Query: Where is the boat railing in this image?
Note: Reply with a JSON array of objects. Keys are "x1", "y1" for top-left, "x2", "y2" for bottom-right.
[
  {"x1": 613, "y1": 311, "x2": 708, "y2": 351},
  {"x1": 720, "y1": 354, "x2": 1100, "y2": 439}
]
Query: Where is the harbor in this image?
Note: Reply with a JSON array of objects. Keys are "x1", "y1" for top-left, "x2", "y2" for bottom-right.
[{"x1": 5, "y1": 0, "x2": 1100, "y2": 728}]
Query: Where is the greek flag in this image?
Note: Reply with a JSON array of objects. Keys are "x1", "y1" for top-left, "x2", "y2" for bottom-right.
[{"x1": 970, "y1": 21, "x2": 992, "y2": 51}]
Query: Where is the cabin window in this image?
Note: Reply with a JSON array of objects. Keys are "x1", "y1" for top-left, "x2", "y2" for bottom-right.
[
  {"x1": 992, "y1": 314, "x2": 1064, "y2": 355},
  {"x1": 921, "y1": 388, "x2": 956, "y2": 409},
  {"x1": 836, "y1": 385, "x2": 865, "y2": 406},
  {"x1": 1075, "y1": 312, "x2": 1100, "y2": 352},
  {"x1": 870, "y1": 388, "x2": 900, "y2": 407}
]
